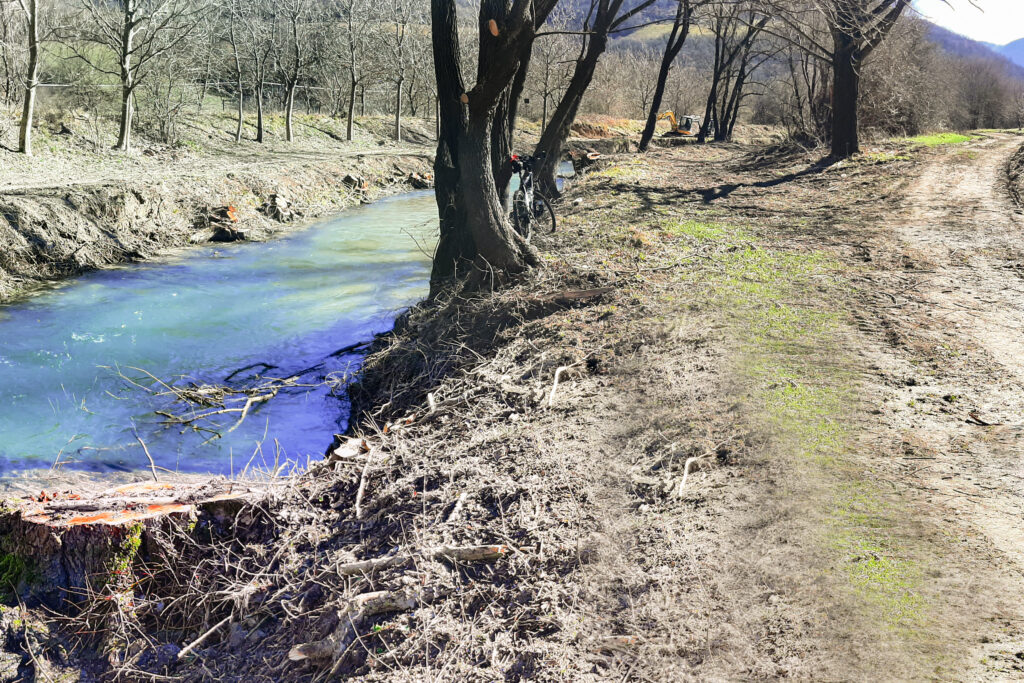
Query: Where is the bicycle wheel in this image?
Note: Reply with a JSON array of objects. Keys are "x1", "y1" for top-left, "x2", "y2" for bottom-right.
[
  {"x1": 531, "y1": 192, "x2": 557, "y2": 234},
  {"x1": 510, "y1": 190, "x2": 531, "y2": 241}
]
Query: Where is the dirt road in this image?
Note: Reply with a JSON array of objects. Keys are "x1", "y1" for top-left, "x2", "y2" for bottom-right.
[{"x1": 863, "y1": 134, "x2": 1024, "y2": 678}]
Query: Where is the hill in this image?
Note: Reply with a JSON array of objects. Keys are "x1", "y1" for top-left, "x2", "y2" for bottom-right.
[
  {"x1": 992, "y1": 37, "x2": 1024, "y2": 69},
  {"x1": 922, "y1": 24, "x2": 1024, "y2": 79}
]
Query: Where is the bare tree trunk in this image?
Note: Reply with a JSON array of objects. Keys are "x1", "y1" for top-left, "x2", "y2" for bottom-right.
[
  {"x1": 639, "y1": 0, "x2": 692, "y2": 152},
  {"x1": 116, "y1": 83, "x2": 134, "y2": 151},
  {"x1": 115, "y1": 10, "x2": 134, "y2": 153},
  {"x1": 346, "y1": 72, "x2": 356, "y2": 141},
  {"x1": 394, "y1": 77, "x2": 403, "y2": 142},
  {"x1": 230, "y1": 25, "x2": 244, "y2": 143},
  {"x1": 831, "y1": 34, "x2": 860, "y2": 157},
  {"x1": 533, "y1": 52, "x2": 600, "y2": 198},
  {"x1": 256, "y1": 82, "x2": 265, "y2": 143},
  {"x1": 18, "y1": 0, "x2": 38, "y2": 156},
  {"x1": 533, "y1": 0, "x2": 655, "y2": 197},
  {"x1": 235, "y1": 82, "x2": 244, "y2": 143},
  {"x1": 285, "y1": 82, "x2": 296, "y2": 142}
]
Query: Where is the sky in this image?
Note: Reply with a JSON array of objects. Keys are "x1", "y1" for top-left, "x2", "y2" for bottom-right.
[{"x1": 913, "y1": 0, "x2": 1024, "y2": 46}]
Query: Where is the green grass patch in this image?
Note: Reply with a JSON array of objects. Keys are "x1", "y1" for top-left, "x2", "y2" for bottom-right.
[
  {"x1": 661, "y1": 219, "x2": 746, "y2": 242},
  {"x1": 674, "y1": 218, "x2": 927, "y2": 633},
  {"x1": 861, "y1": 151, "x2": 911, "y2": 164},
  {"x1": 902, "y1": 132, "x2": 976, "y2": 147}
]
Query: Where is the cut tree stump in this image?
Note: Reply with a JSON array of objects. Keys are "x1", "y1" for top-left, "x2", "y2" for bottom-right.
[{"x1": 0, "y1": 480, "x2": 256, "y2": 607}]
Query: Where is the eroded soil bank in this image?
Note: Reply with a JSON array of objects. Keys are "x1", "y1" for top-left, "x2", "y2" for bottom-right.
[
  {"x1": 0, "y1": 113, "x2": 436, "y2": 303},
  {"x1": 5, "y1": 132, "x2": 1024, "y2": 681}
]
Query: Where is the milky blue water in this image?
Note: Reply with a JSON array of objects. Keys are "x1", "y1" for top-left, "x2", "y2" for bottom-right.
[{"x1": 0, "y1": 192, "x2": 437, "y2": 478}]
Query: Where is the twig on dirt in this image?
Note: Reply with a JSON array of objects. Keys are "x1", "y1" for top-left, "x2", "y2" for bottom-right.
[
  {"x1": 447, "y1": 492, "x2": 468, "y2": 523},
  {"x1": 289, "y1": 587, "x2": 454, "y2": 664},
  {"x1": 547, "y1": 366, "x2": 569, "y2": 407},
  {"x1": 672, "y1": 453, "x2": 717, "y2": 498},
  {"x1": 354, "y1": 450, "x2": 374, "y2": 519},
  {"x1": 177, "y1": 615, "x2": 231, "y2": 660}
]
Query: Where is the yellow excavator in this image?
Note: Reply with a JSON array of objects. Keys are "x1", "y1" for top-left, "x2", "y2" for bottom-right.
[{"x1": 658, "y1": 111, "x2": 702, "y2": 137}]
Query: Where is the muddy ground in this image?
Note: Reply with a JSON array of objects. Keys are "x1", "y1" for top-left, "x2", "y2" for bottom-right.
[{"x1": 5, "y1": 130, "x2": 1024, "y2": 681}]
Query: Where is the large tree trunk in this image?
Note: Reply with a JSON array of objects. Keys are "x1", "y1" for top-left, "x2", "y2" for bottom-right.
[
  {"x1": 533, "y1": 34, "x2": 607, "y2": 198},
  {"x1": 429, "y1": 0, "x2": 541, "y2": 293},
  {"x1": 116, "y1": 83, "x2": 134, "y2": 151},
  {"x1": 458, "y1": 113, "x2": 536, "y2": 272},
  {"x1": 18, "y1": 17, "x2": 38, "y2": 156},
  {"x1": 831, "y1": 34, "x2": 860, "y2": 158}
]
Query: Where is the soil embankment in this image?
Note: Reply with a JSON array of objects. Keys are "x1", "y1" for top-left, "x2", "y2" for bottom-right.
[
  {"x1": 0, "y1": 113, "x2": 436, "y2": 302},
  {"x1": 0, "y1": 152, "x2": 432, "y2": 303}
]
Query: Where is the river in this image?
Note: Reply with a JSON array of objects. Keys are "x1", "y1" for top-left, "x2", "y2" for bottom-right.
[{"x1": 0, "y1": 192, "x2": 437, "y2": 479}]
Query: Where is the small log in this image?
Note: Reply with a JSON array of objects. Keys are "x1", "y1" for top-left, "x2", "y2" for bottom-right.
[{"x1": 333, "y1": 544, "x2": 507, "y2": 577}]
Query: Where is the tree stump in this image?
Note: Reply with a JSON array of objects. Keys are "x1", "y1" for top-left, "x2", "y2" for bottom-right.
[{"x1": 0, "y1": 481, "x2": 255, "y2": 608}]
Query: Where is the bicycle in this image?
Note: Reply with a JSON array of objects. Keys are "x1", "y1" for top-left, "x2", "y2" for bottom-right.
[{"x1": 509, "y1": 153, "x2": 557, "y2": 241}]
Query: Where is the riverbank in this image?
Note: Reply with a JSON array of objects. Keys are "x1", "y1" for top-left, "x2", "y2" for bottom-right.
[
  {"x1": 0, "y1": 111, "x2": 435, "y2": 303},
  {"x1": 193, "y1": 130, "x2": 1024, "y2": 680},
  {"x1": 6, "y1": 130, "x2": 1024, "y2": 680}
]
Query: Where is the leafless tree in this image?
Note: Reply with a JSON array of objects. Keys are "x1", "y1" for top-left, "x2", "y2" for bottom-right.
[
  {"x1": 768, "y1": 0, "x2": 911, "y2": 156},
  {"x1": 638, "y1": 0, "x2": 698, "y2": 151},
  {"x1": 532, "y1": 0, "x2": 658, "y2": 197},
  {"x1": 240, "y1": 3, "x2": 273, "y2": 143},
  {"x1": 431, "y1": 0, "x2": 560, "y2": 290},
  {"x1": 273, "y1": 0, "x2": 323, "y2": 143},
  {"x1": 9, "y1": 0, "x2": 49, "y2": 154},
  {"x1": 70, "y1": 0, "x2": 209, "y2": 151},
  {"x1": 384, "y1": 0, "x2": 417, "y2": 142},
  {"x1": 333, "y1": 0, "x2": 372, "y2": 141},
  {"x1": 527, "y1": 9, "x2": 575, "y2": 130},
  {"x1": 223, "y1": 0, "x2": 246, "y2": 142},
  {"x1": 0, "y1": 4, "x2": 22, "y2": 107}
]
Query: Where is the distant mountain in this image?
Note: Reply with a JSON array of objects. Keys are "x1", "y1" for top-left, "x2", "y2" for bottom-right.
[
  {"x1": 992, "y1": 37, "x2": 1024, "y2": 70},
  {"x1": 926, "y1": 23, "x2": 1024, "y2": 80}
]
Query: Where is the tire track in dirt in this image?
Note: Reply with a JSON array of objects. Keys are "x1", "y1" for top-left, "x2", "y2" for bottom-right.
[{"x1": 866, "y1": 133, "x2": 1024, "y2": 678}]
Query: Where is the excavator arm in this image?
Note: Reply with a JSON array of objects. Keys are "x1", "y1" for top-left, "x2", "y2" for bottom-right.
[{"x1": 658, "y1": 111, "x2": 678, "y2": 130}]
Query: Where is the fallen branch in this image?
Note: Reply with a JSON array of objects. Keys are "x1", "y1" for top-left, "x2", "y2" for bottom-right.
[
  {"x1": 133, "y1": 433, "x2": 159, "y2": 483},
  {"x1": 447, "y1": 492, "x2": 468, "y2": 523},
  {"x1": 334, "y1": 544, "x2": 507, "y2": 577},
  {"x1": 288, "y1": 587, "x2": 453, "y2": 663}
]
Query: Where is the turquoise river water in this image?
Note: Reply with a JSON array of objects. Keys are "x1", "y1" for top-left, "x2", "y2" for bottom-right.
[{"x1": 0, "y1": 192, "x2": 437, "y2": 478}]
